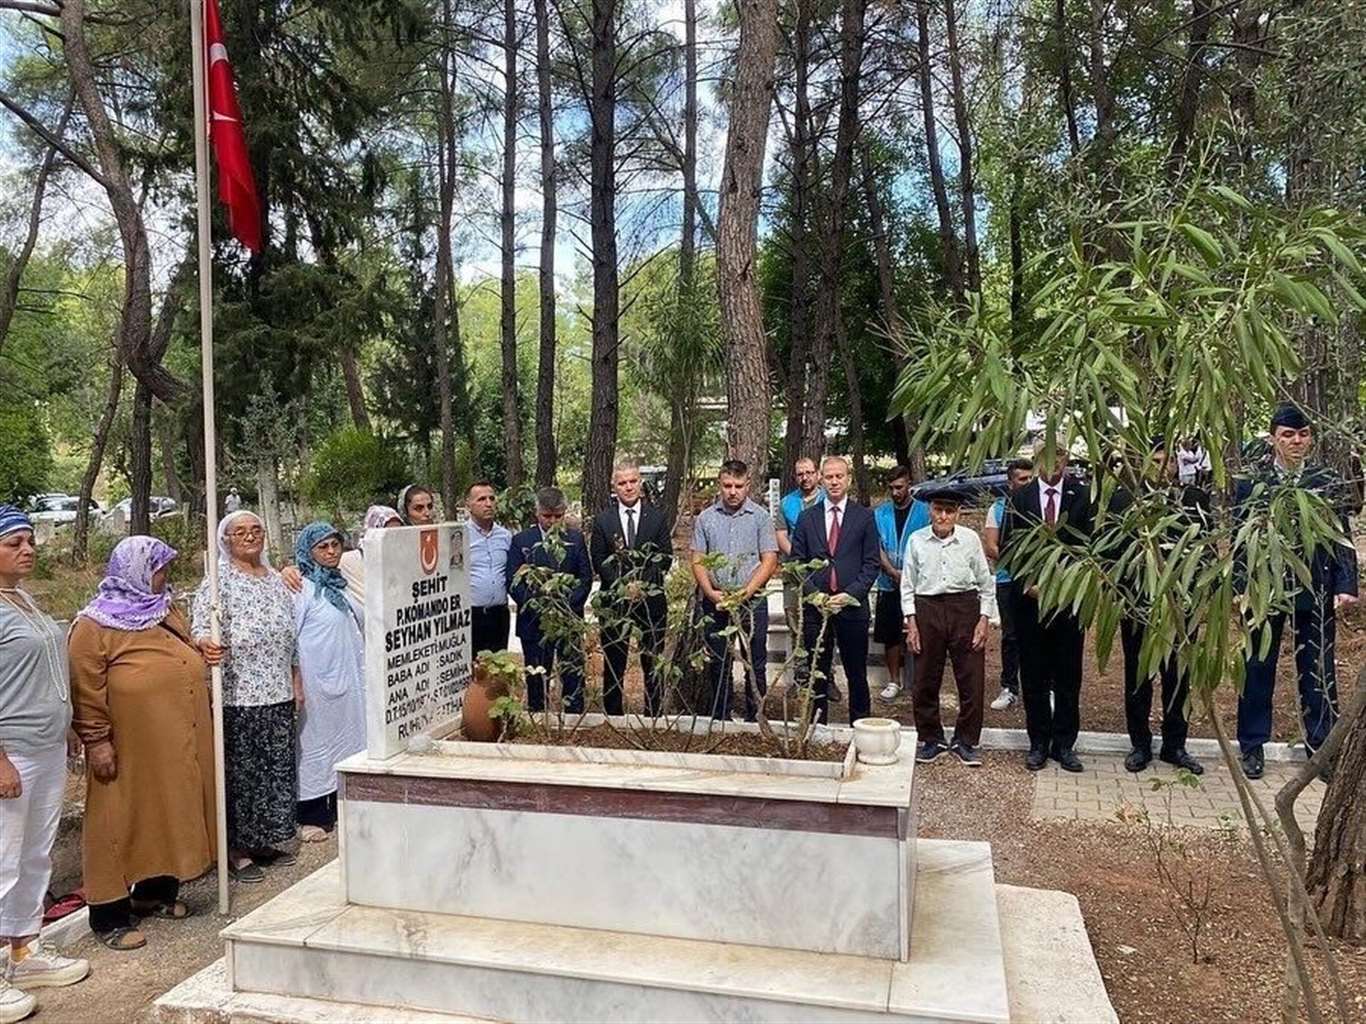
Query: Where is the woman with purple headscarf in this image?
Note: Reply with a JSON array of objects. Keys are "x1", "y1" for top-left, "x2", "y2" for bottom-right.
[{"x1": 68, "y1": 536, "x2": 217, "y2": 951}]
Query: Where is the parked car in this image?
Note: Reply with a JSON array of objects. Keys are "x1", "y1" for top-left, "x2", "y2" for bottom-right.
[
  {"x1": 29, "y1": 495, "x2": 105, "y2": 526},
  {"x1": 109, "y1": 496, "x2": 179, "y2": 520},
  {"x1": 911, "y1": 459, "x2": 1090, "y2": 506}
]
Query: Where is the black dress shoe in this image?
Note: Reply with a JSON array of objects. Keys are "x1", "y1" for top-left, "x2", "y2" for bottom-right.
[
  {"x1": 1241, "y1": 748, "x2": 1264, "y2": 780},
  {"x1": 1025, "y1": 746, "x2": 1048, "y2": 771},
  {"x1": 1159, "y1": 747, "x2": 1204, "y2": 775},
  {"x1": 1124, "y1": 747, "x2": 1152, "y2": 773},
  {"x1": 1054, "y1": 748, "x2": 1084, "y2": 773}
]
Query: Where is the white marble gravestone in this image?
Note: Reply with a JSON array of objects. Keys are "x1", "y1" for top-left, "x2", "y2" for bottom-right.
[{"x1": 361, "y1": 523, "x2": 472, "y2": 759}]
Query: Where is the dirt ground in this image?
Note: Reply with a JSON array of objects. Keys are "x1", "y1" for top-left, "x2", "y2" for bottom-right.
[
  {"x1": 30, "y1": 761, "x2": 1366, "y2": 1024},
  {"x1": 915, "y1": 756, "x2": 1366, "y2": 1024}
]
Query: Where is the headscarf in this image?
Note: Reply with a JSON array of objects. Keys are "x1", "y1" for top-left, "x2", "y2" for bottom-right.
[
  {"x1": 0, "y1": 505, "x2": 33, "y2": 540},
  {"x1": 294, "y1": 521, "x2": 350, "y2": 613},
  {"x1": 77, "y1": 535, "x2": 177, "y2": 630},
  {"x1": 217, "y1": 509, "x2": 272, "y2": 569},
  {"x1": 397, "y1": 485, "x2": 436, "y2": 524},
  {"x1": 360, "y1": 504, "x2": 401, "y2": 543}
]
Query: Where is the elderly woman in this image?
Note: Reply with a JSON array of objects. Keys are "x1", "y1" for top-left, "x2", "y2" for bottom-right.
[
  {"x1": 292, "y1": 523, "x2": 366, "y2": 841},
  {"x1": 68, "y1": 536, "x2": 217, "y2": 951},
  {"x1": 0, "y1": 507, "x2": 89, "y2": 1019},
  {"x1": 339, "y1": 505, "x2": 402, "y2": 603},
  {"x1": 192, "y1": 510, "x2": 300, "y2": 884}
]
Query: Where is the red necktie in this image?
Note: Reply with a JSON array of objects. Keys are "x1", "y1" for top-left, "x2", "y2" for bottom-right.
[
  {"x1": 1044, "y1": 488, "x2": 1058, "y2": 526},
  {"x1": 828, "y1": 505, "x2": 842, "y2": 592}
]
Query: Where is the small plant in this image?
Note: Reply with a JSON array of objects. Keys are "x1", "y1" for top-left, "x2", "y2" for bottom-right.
[
  {"x1": 488, "y1": 695, "x2": 527, "y2": 742},
  {"x1": 1122, "y1": 770, "x2": 1227, "y2": 965}
]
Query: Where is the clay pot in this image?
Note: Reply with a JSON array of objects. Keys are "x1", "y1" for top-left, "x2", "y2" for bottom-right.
[{"x1": 462, "y1": 664, "x2": 510, "y2": 743}]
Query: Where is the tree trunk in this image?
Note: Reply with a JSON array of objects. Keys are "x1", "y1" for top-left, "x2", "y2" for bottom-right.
[
  {"x1": 861, "y1": 139, "x2": 921, "y2": 478},
  {"x1": 1306, "y1": 667, "x2": 1366, "y2": 941},
  {"x1": 71, "y1": 349, "x2": 124, "y2": 560},
  {"x1": 59, "y1": 0, "x2": 182, "y2": 403},
  {"x1": 660, "y1": 0, "x2": 700, "y2": 534},
  {"x1": 501, "y1": 0, "x2": 525, "y2": 488},
  {"x1": 340, "y1": 347, "x2": 371, "y2": 432},
  {"x1": 158, "y1": 412, "x2": 184, "y2": 505},
  {"x1": 582, "y1": 0, "x2": 620, "y2": 515},
  {"x1": 533, "y1": 0, "x2": 558, "y2": 488},
  {"x1": 1168, "y1": 0, "x2": 1212, "y2": 176},
  {"x1": 1009, "y1": 162, "x2": 1024, "y2": 343},
  {"x1": 1054, "y1": 0, "x2": 1081, "y2": 156},
  {"x1": 781, "y1": 0, "x2": 815, "y2": 483},
  {"x1": 0, "y1": 91, "x2": 72, "y2": 355},
  {"x1": 803, "y1": 0, "x2": 867, "y2": 464},
  {"x1": 916, "y1": 0, "x2": 965, "y2": 304},
  {"x1": 432, "y1": 0, "x2": 460, "y2": 513},
  {"x1": 129, "y1": 381, "x2": 154, "y2": 535},
  {"x1": 717, "y1": 0, "x2": 780, "y2": 486},
  {"x1": 835, "y1": 309, "x2": 870, "y2": 502},
  {"x1": 1087, "y1": 0, "x2": 1118, "y2": 164},
  {"x1": 255, "y1": 456, "x2": 284, "y2": 558},
  {"x1": 943, "y1": 0, "x2": 979, "y2": 293}
]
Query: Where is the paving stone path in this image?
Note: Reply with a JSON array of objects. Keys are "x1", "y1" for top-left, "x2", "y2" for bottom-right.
[{"x1": 1030, "y1": 753, "x2": 1325, "y2": 834}]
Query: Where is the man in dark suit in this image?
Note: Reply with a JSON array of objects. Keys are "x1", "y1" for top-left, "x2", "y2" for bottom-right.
[
  {"x1": 590, "y1": 457, "x2": 672, "y2": 716},
  {"x1": 1107, "y1": 439, "x2": 1208, "y2": 775},
  {"x1": 506, "y1": 487, "x2": 594, "y2": 713},
  {"x1": 791, "y1": 456, "x2": 882, "y2": 724},
  {"x1": 1234, "y1": 403, "x2": 1359, "y2": 780},
  {"x1": 1000, "y1": 438, "x2": 1095, "y2": 772}
]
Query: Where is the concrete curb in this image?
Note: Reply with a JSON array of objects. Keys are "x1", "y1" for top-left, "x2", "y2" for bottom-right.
[{"x1": 964, "y1": 726, "x2": 1306, "y2": 763}]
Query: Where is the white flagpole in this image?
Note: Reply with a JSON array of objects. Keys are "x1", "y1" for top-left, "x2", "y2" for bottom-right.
[{"x1": 190, "y1": 0, "x2": 231, "y2": 917}]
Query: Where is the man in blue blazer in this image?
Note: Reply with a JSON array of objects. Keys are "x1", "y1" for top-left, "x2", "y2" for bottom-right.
[
  {"x1": 506, "y1": 487, "x2": 594, "y2": 713},
  {"x1": 791, "y1": 456, "x2": 882, "y2": 723}
]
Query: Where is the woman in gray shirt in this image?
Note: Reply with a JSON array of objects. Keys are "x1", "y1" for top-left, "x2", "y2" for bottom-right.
[{"x1": 0, "y1": 505, "x2": 90, "y2": 1016}]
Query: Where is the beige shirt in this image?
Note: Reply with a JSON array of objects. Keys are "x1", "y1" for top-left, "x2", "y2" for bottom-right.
[{"x1": 899, "y1": 525, "x2": 997, "y2": 619}]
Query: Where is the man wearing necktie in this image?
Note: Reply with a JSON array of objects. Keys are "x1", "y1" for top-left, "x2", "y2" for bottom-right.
[
  {"x1": 590, "y1": 458, "x2": 672, "y2": 716},
  {"x1": 507, "y1": 488, "x2": 594, "y2": 713},
  {"x1": 1000, "y1": 437, "x2": 1095, "y2": 772},
  {"x1": 791, "y1": 457, "x2": 882, "y2": 723}
]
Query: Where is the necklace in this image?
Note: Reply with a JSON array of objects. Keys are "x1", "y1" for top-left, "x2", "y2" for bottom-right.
[{"x1": 0, "y1": 589, "x2": 69, "y2": 703}]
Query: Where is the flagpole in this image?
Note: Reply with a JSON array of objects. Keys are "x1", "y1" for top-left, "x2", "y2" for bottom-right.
[{"x1": 191, "y1": 0, "x2": 231, "y2": 918}]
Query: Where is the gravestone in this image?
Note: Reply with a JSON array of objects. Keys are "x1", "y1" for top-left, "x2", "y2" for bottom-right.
[{"x1": 362, "y1": 523, "x2": 472, "y2": 759}]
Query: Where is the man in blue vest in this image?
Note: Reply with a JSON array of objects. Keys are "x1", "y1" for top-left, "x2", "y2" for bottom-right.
[{"x1": 872, "y1": 466, "x2": 930, "y2": 700}]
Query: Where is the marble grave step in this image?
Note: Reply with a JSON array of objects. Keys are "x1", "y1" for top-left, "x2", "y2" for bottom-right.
[{"x1": 182, "y1": 839, "x2": 1009, "y2": 1024}]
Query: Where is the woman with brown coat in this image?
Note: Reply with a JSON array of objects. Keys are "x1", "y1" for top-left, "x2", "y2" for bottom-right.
[{"x1": 68, "y1": 536, "x2": 219, "y2": 950}]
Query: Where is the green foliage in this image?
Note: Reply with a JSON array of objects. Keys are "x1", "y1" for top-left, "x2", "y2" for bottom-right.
[
  {"x1": 303, "y1": 426, "x2": 412, "y2": 517},
  {"x1": 894, "y1": 178, "x2": 1366, "y2": 699},
  {"x1": 0, "y1": 404, "x2": 53, "y2": 503}
]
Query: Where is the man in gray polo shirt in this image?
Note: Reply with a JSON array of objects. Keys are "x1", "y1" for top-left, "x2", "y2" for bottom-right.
[{"x1": 690, "y1": 459, "x2": 780, "y2": 721}]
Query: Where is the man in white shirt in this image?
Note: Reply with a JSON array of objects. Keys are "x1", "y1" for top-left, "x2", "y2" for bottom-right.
[{"x1": 901, "y1": 488, "x2": 996, "y2": 766}]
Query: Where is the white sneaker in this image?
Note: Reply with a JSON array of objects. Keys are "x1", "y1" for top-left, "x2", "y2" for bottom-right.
[
  {"x1": 990, "y1": 689, "x2": 1017, "y2": 711},
  {"x1": 879, "y1": 682, "x2": 901, "y2": 701},
  {"x1": 0, "y1": 979, "x2": 35, "y2": 1024},
  {"x1": 6, "y1": 940, "x2": 89, "y2": 990}
]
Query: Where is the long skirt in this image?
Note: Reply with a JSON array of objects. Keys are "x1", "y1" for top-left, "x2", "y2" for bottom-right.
[{"x1": 224, "y1": 700, "x2": 297, "y2": 851}]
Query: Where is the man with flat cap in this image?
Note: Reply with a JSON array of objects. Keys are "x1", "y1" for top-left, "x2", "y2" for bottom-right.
[
  {"x1": 1234, "y1": 402, "x2": 1359, "y2": 780},
  {"x1": 900, "y1": 487, "x2": 995, "y2": 766}
]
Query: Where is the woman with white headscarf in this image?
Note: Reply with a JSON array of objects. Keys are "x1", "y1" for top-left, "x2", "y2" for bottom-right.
[
  {"x1": 338, "y1": 504, "x2": 402, "y2": 604},
  {"x1": 191, "y1": 510, "x2": 299, "y2": 884}
]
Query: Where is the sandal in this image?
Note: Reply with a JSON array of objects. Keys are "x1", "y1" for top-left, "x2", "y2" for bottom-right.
[
  {"x1": 299, "y1": 825, "x2": 330, "y2": 843},
  {"x1": 96, "y1": 926, "x2": 146, "y2": 951},
  {"x1": 131, "y1": 899, "x2": 192, "y2": 921},
  {"x1": 229, "y1": 861, "x2": 265, "y2": 883}
]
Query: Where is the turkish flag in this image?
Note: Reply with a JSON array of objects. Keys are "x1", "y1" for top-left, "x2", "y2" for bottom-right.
[{"x1": 204, "y1": 0, "x2": 262, "y2": 253}]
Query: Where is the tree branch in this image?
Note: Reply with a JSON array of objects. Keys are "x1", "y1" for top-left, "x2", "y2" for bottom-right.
[{"x1": 0, "y1": 88, "x2": 108, "y2": 187}]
